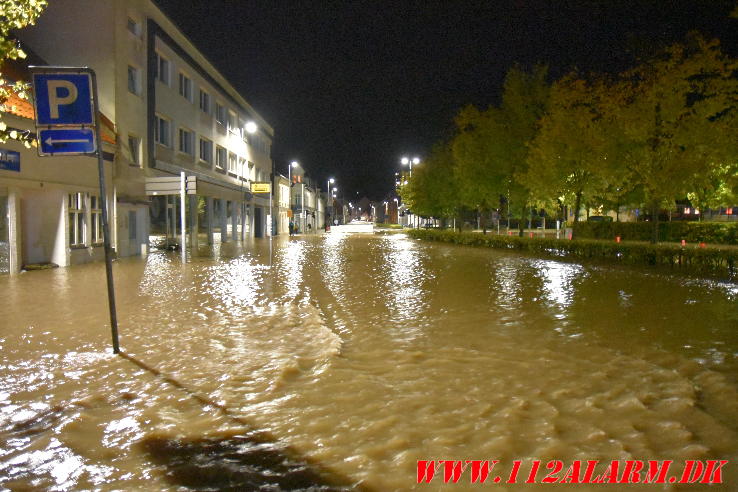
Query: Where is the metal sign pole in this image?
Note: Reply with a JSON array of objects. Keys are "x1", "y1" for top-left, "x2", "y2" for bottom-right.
[
  {"x1": 180, "y1": 172, "x2": 186, "y2": 261},
  {"x1": 90, "y1": 69, "x2": 119, "y2": 353}
]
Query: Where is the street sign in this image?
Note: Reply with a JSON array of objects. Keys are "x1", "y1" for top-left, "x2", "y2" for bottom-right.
[
  {"x1": 32, "y1": 72, "x2": 94, "y2": 126},
  {"x1": 38, "y1": 128, "x2": 96, "y2": 155},
  {"x1": 251, "y1": 182, "x2": 271, "y2": 193},
  {"x1": 30, "y1": 67, "x2": 120, "y2": 354},
  {"x1": 145, "y1": 176, "x2": 197, "y2": 195},
  {"x1": 0, "y1": 149, "x2": 20, "y2": 172}
]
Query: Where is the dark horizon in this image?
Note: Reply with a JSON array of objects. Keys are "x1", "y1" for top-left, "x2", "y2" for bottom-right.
[{"x1": 154, "y1": 0, "x2": 737, "y2": 201}]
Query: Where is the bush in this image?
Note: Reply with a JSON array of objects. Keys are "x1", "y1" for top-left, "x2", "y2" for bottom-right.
[
  {"x1": 573, "y1": 221, "x2": 738, "y2": 245},
  {"x1": 407, "y1": 229, "x2": 738, "y2": 278}
]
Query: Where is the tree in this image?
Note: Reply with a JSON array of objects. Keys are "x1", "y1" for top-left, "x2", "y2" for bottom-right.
[
  {"x1": 607, "y1": 34, "x2": 738, "y2": 242},
  {"x1": 524, "y1": 72, "x2": 618, "y2": 236},
  {"x1": 399, "y1": 142, "x2": 460, "y2": 225},
  {"x1": 451, "y1": 65, "x2": 550, "y2": 235},
  {"x1": 451, "y1": 104, "x2": 509, "y2": 228},
  {"x1": 498, "y1": 65, "x2": 550, "y2": 235},
  {"x1": 1, "y1": 0, "x2": 48, "y2": 145}
]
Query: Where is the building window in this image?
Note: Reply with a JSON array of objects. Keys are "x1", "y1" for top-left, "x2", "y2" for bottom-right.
[
  {"x1": 178, "y1": 128, "x2": 194, "y2": 155},
  {"x1": 127, "y1": 65, "x2": 140, "y2": 95},
  {"x1": 216, "y1": 146, "x2": 227, "y2": 170},
  {"x1": 155, "y1": 114, "x2": 171, "y2": 147},
  {"x1": 199, "y1": 137, "x2": 213, "y2": 164},
  {"x1": 128, "y1": 135, "x2": 141, "y2": 166},
  {"x1": 68, "y1": 192, "x2": 85, "y2": 247},
  {"x1": 238, "y1": 157, "x2": 246, "y2": 178},
  {"x1": 178, "y1": 72, "x2": 192, "y2": 102},
  {"x1": 199, "y1": 89, "x2": 210, "y2": 114},
  {"x1": 228, "y1": 152, "x2": 237, "y2": 174},
  {"x1": 155, "y1": 53, "x2": 170, "y2": 86},
  {"x1": 215, "y1": 103, "x2": 226, "y2": 126},
  {"x1": 90, "y1": 195, "x2": 103, "y2": 245},
  {"x1": 239, "y1": 118, "x2": 249, "y2": 143},
  {"x1": 227, "y1": 111, "x2": 238, "y2": 135},
  {"x1": 127, "y1": 17, "x2": 141, "y2": 36}
]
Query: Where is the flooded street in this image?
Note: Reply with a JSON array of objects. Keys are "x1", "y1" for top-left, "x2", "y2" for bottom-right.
[{"x1": 1, "y1": 233, "x2": 737, "y2": 491}]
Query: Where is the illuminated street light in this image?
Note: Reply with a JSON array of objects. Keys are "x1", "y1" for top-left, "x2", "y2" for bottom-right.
[
  {"x1": 288, "y1": 161, "x2": 298, "y2": 184},
  {"x1": 327, "y1": 177, "x2": 335, "y2": 224},
  {"x1": 245, "y1": 121, "x2": 258, "y2": 134},
  {"x1": 401, "y1": 156, "x2": 421, "y2": 177}
]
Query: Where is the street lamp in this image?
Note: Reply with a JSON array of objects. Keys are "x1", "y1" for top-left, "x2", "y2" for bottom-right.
[
  {"x1": 245, "y1": 121, "x2": 258, "y2": 134},
  {"x1": 287, "y1": 161, "x2": 298, "y2": 233},
  {"x1": 288, "y1": 161, "x2": 298, "y2": 185},
  {"x1": 401, "y1": 156, "x2": 420, "y2": 177},
  {"x1": 327, "y1": 177, "x2": 334, "y2": 225}
]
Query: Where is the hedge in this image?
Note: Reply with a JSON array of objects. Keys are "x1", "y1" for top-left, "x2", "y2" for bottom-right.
[
  {"x1": 407, "y1": 229, "x2": 738, "y2": 279},
  {"x1": 573, "y1": 221, "x2": 738, "y2": 245}
]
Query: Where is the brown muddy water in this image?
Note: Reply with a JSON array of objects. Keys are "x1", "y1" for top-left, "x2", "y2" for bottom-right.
[{"x1": 1, "y1": 233, "x2": 737, "y2": 491}]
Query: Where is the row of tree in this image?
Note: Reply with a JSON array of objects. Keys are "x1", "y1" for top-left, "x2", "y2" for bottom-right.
[{"x1": 400, "y1": 33, "x2": 738, "y2": 242}]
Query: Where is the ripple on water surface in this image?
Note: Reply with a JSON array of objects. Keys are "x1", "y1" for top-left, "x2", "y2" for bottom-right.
[{"x1": 1, "y1": 237, "x2": 737, "y2": 491}]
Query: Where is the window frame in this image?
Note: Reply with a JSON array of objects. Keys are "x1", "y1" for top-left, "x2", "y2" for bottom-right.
[
  {"x1": 68, "y1": 192, "x2": 86, "y2": 248},
  {"x1": 155, "y1": 53, "x2": 171, "y2": 86},
  {"x1": 227, "y1": 151, "x2": 238, "y2": 175},
  {"x1": 178, "y1": 127, "x2": 194, "y2": 156},
  {"x1": 127, "y1": 64, "x2": 141, "y2": 95},
  {"x1": 215, "y1": 145, "x2": 227, "y2": 171},
  {"x1": 154, "y1": 114, "x2": 172, "y2": 147},
  {"x1": 227, "y1": 111, "x2": 238, "y2": 135},
  {"x1": 90, "y1": 194, "x2": 103, "y2": 245},
  {"x1": 199, "y1": 89, "x2": 211, "y2": 114},
  {"x1": 199, "y1": 137, "x2": 213, "y2": 164},
  {"x1": 178, "y1": 72, "x2": 193, "y2": 102},
  {"x1": 128, "y1": 134, "x2": 141, "y2": 167},
  {"x1": 215, "y1": 102, "x2": 226, "y2": 126}
]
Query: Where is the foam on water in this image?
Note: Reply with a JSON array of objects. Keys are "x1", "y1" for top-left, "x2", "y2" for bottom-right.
[{"x1": 2, "y1": 238, "x2": 737, "y2": 491}]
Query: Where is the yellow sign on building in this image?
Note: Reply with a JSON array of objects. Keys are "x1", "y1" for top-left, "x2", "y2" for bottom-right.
[{"x1": 250, "y1": 182, "x2": 271, "y2": 193}]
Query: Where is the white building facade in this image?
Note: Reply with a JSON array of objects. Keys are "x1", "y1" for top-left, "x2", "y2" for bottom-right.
[{"x1": 3, "y1": 0, "x2": 275, "y2": 274}]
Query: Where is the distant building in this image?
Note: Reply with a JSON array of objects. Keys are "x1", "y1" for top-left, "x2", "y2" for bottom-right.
[{"x1": 1, "y1": 0, "x2": 274, "y2": 275}]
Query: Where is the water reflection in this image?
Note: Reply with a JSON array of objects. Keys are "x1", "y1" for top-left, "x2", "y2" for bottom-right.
[
  {"x1": 277, "y1": 239, "x2": 308, "y2": 302},
  {"x1": 200, "y1": 256, "x2": 266, "y2": 311},
  {"x1": 379, "y1": 235, "x2": 427, "y2": 342},
  {"x1": 1, "y1": 234, "x2": 737, "y2": 490}
]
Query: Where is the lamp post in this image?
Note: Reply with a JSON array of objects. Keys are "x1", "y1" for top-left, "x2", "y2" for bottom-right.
[
  {"x1": 333, "y1": 186, "x2": 339, "y2": 224},
  {"x1": 401, "y1": 156, "x2": 420, "y2": 227},
  {"x1": 288, "y1": 161, "x2": 298, "y2": 186},
  {"x1": 241, "y1": 121, "x2": 258, "y2": 239},
  {"x1": 288, "y1": 161, "x2": 298, "y2": 233},
  {"x1": 401, "y1": 156, "x2": 420, "y2": 177},
  {"x1": 327, "y1": 177, "x2": 334, "y2": 225}
]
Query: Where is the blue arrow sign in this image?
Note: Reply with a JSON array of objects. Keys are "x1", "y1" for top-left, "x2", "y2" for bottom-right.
[
  {"x1": 32, "y1": 72, "x2": 94, "y2": 126},
  {"x1": 39, "y1": 128, "x2": 96, "y2": 155}
]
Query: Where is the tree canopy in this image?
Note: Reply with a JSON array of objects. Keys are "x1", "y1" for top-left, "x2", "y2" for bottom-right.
[
  {"x1": 404, "y1": 31, "x2": 738, "y2": 242},
  {"x1": 0, "y1": 0, "x2": 48, "y2": 145}
]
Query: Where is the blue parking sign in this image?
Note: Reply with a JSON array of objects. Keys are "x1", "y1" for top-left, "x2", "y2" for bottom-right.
[{"x1": 32, "y1": 72, "x2": 94, "y2": 126}]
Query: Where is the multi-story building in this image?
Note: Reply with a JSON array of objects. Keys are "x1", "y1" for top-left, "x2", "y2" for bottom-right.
[
  {"x1": 0, "y1": 51, "x2": 121, "y2": 273},
  {"x1": 290, "y1": 176, "x2": 317, "y2": 234},
  {"x1": 274, "y1": 173, "x2": 290, "y2": 235},
  {"x1": 3, "y1": 0, "x2": 274, "y2": 274}
]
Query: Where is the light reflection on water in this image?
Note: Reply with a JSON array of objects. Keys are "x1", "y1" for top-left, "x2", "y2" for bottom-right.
[{"x1": 1, "y1": 234, "x2": 737, "y2": 491}]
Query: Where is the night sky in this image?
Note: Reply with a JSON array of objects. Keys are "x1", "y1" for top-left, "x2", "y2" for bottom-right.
[{"x1": 154, "y1": 0, "x2": 737, "y2": 200}]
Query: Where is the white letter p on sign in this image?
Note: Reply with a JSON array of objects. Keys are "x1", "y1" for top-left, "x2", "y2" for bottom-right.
[{"x1": 47, "y1": 80, "x2": 78, "y2": 119}]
